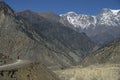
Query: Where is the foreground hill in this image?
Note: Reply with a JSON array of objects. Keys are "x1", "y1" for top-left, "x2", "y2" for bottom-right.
[
  {"x1": 0, "y1": 61, "x2": 60, "y2": 80},
  {"x1": 55, "y1": 64, "x2": 120, "y2": 80}
]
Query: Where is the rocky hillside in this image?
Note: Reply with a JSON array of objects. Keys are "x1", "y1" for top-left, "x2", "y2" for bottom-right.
[
  {"x1": 0, "y1": 62, "x2": 60, "y2": 80},
  {"x1": 82, "y1": 39, "x2": 120, "y2": 66},
  {"x1": 0, "y1": 1, "x2": 97, "y2": 68}
]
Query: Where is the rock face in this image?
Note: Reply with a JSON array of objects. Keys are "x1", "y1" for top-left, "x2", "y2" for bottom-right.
[
  {"x1": 0, "y1": 1, "x2": 97, "y2": 68},
  {"x1": 0, "y1": 62, "x2": 60, "y2": 80},
  {"x1": 82, "y1": 39, "x2": 120, "y2": 66},
  {"x1": 60, "y1": 8, "x2": 120, "y2": 44}
]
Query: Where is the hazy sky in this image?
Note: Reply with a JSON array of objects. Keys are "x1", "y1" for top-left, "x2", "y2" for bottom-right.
[{"x1": 2, "y1": 0, "x2": 120, "y2": 15}]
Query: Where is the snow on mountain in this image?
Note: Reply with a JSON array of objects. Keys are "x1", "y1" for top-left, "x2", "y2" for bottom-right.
[
  {"x1": 97, "y1": 8, "x2": 120, "y2": 26},
  {"x1": 60, "y1": 12, "x2": 97, "y2": 29},
  {"x1": 111, "y1": 9, "x2": 120, "y2": 15},
  {"x1": 60, "y1": 8, "x2": 120, "y2": 44},
  {"x1": 60, "y1": 9, "x2": 120, "y2": 29}
]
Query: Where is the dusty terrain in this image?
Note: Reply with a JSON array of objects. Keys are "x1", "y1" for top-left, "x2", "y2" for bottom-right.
[{"x1": 55, "y1": 64, "x2": 120, "y2": 80}]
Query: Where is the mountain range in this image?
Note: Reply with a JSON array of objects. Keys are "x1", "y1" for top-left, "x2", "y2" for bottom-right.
[
  {"x1": 0, "y1": 1, "x2": 97, "y2": 69},
  {"x1": 60, "y1": 9, "x2": 120, "y2": 44},
  {"x1": 29, "y1": 8, "x2": 120, "y2": 45}
]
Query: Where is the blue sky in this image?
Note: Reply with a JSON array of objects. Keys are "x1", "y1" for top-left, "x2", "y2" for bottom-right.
[{"x1": 2, "y1": 0, "x2": 120, "y2": 15}]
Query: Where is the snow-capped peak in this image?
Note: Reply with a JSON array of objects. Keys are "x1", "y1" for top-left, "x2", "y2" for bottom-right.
[
  {"x1": 110, "y1": 9, "x2": 120, "y2": 15},
  {"x1": 67, "y1": 11, "x2": 77, "y2": 14},
  {"x1": 100, "y1": 8, "x2": 120, "y2": 15},
  {"x1": 60, "y1": 12, "x2": 97, "y2": 29},
  {"x1": 60, "y1": 8, "x2": 120, "y2": 30},
  {"x1": 60, "y1": 11, "x2": 77, "y2": 17},
  {"x1": 59, "y1": 8, "x2": 120, "y2": 44}
]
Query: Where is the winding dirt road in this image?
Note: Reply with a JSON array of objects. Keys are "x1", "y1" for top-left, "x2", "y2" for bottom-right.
[{"x1": 0, "y1": 59, "x2": 32, "y2": 71}]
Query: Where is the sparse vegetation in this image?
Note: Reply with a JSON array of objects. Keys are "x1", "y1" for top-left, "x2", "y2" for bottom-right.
[{"x1": 55, "y1": 64, "x2": 120, "y2": 80}]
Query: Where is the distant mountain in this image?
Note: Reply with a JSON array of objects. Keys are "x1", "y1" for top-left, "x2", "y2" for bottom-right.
[
  {"x1": 82, "y1": 38, "x2": 120, "y2": 66},
  {"x1": 0, "y1": 1, "x2": 97, "y2": 68},
  {"x1": 60, "y1": 8, "x2": 120, "y2": 44}
]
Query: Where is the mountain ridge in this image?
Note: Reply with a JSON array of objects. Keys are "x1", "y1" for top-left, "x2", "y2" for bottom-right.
[
  {"x1": 60, "y1": 8, "x2": 120, "y2": 29},
  {"x1": 60, "y1": 8, "x2": 120, "y2": 44}
]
